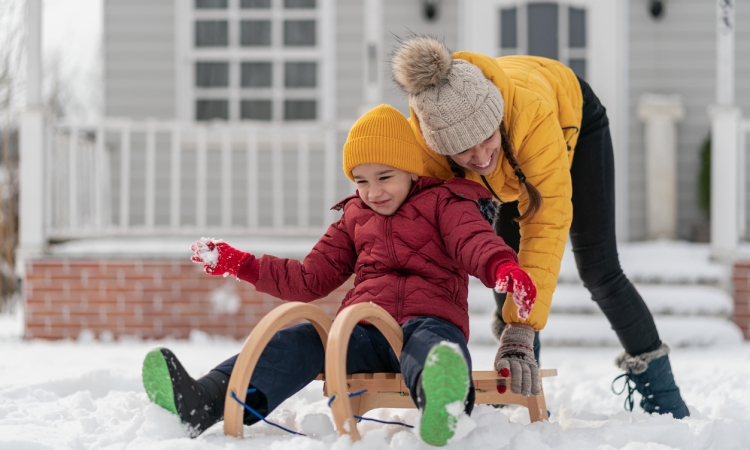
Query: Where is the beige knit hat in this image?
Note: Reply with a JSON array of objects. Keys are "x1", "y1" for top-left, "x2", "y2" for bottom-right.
[{"x1": 391, "y1": 36, "x2": 505, "y2": 156}]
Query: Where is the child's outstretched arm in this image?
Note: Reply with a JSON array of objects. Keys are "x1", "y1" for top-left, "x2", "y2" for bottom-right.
[{"x1": 190, "y1": 217, "x2": 356, "y2": 302}]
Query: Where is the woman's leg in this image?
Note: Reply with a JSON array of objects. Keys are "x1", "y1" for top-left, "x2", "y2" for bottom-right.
[
  {"x1": 572, "y1": 78, "x2": 688, "y2": 418},
  {"x1": 570, "y1": 79, "x2": 661, "y2": 355},
  {"x1": 492, "y1": 203, "x2": 541, "y2": 362}
]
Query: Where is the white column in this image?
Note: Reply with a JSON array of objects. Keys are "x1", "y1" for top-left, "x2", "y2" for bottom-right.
[
  {"x1": 637, "y1": 94, "x2": 684, "y2": 240},
  {"x1": 360, "y1": 0, "x2": 382, "y2": 115},
  {"x1": 708, "y1": 105, "x2": 741, "y2": 261},
  {"x1": 716, "y1": 0, "x2": 734, "y2": 106},
  {"x1": 708, "y1": 0, "x2": 739, "y2": 261},
  {"x1": 18, "y1": 0, "x2": 46, "y2": 270}
]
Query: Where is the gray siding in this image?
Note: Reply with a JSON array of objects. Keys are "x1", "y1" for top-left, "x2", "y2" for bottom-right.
[
  {"x1": 628, "y1": 0, "x2": 750, "y2": 241},
  {"x1": 104, "y1": 0, "x2": 175, "y2": 119},
  {"x1": 382, "y1": 0, "x2": 459, "y2": 116},
  {"x1": 336, "y1": 0, "x2": 364, "y2": 121}
]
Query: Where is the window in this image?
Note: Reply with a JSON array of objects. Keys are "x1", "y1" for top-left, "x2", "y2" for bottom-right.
[
  {"x1": 189, "y1": 0, "x2": 322, "y2": 121},
  {"x1": 241, "y1": 100, "x2": 273, "y2": 120},
  {"x1": 497, "y1": 2, "x2": 587, "y2": 79},
  {"x1": 241, "y1": 0, "x2": 270, "y2": 7},
  {"x1": 242, "y1": 62, "x2": 273, "y2": 87},
  {"x1": 284, "y1": 100, "x2": 316, "y2": 120},
  {"x1": 284, "y1": 0, "x2": 315, "y2": 8},
  {"x1": 196, "y1": 62, "x2": 229, "y2": 87},
  {"x1": 500, "y1": 8, "x2": 517, "y2": 50},
  {"x1": 196, "y1": 100, "x2": 229, "y2": 121},
  {"x1": 195, "y1": 0, "x2": 227, "y2": 8},
  {"x1": 285, "y1": 62, "x2": 316, "y2": 88},
  {"x1": 195, "y1": 21, "x2": 228, "y2": 47},
  {"x1": 284, "y1": 20, "x2": 316, "y2": 46},
  {"x1": 527, "y1": 3, "x2": 558, "y2": 60},
  {"x1": 241, "y1": 20, "x2": 272, "y2": 46}
]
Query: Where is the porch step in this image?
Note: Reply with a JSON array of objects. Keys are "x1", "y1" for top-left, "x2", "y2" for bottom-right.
[
  {"x1": 557, "y1": 240, "x2": 727, "y2": 285},
  {"x1": 467, "y1": 282, "x2": 734, "y2": 317},
  {"x1": 468, "y1": 314, "x2": 744, "y2": 348}
]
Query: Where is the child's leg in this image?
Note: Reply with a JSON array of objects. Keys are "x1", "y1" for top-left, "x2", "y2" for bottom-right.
[
  {"x1": 212, "y1": 323, "x2": 326, "y2": 417},
  {"x1": 143, "y1": 322, "x2": 326, "y2": 437},
  {"x1": 399, "y1": 316, "x2": 474, "y2": 447}
]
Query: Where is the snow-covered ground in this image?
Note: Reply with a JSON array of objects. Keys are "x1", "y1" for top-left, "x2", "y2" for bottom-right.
[
  {"x1": 2, "y1": 310, "x2": 750, "y2": 449},
  {"x1": 3, "y1": 239, "x2": 750, "y2": 448}
]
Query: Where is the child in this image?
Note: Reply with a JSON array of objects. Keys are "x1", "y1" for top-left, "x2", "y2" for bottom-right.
[{"x1": 141, "y1": 105, "x2": 537, "y2": 446}]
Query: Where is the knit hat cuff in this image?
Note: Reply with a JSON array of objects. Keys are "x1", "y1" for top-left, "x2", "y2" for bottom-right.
[
  {"x1": 343, "y1": 136, "x2": 423, "y2": 181},
  {"x1": 424, "y1": 87, "x2": 505, "y2": 156}
]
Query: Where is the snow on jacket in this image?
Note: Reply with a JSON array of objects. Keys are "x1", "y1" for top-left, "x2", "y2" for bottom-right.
[
  {"x1": 252, "y1": 177, "x2": 518, "y2": 341},
  {"x1": 408, "y1": 53, "x2": 581, "y2": 331}
]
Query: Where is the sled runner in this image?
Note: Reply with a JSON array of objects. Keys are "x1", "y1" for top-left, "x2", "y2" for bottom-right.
[{"x1": 223, "y1": 302, "x2": 557, "y2": 440}]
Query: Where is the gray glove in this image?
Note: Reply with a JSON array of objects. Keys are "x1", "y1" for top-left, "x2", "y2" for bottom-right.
[{"x1": 494, "y1": 326, "x2": 540, "y2": 397}]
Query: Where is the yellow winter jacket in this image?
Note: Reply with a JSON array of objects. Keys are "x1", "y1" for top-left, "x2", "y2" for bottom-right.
[{"x1": 408, "y1": 53, "x2": 583, "y2": 331}]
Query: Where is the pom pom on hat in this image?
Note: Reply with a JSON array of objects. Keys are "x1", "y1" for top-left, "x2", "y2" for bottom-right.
[
  {"x1": 390, "y1": 35, "x2": 505, "y2": 156},
  {"x1": 343, "y1": 105, "x2": 424, "y2": 182}
]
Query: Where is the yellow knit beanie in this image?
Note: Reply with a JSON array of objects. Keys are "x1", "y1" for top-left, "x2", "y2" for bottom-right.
[{"x1": 343, "y1": 104, "x2": 424, "y2": 182}]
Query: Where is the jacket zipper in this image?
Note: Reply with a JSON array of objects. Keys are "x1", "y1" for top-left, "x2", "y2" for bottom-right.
[{"x1": 384, "y1": 216, "x2": 404, "y2": 321}]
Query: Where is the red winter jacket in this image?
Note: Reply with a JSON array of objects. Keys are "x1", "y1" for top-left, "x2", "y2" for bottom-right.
[{"x1": 242, "y1": 177, "x2": 517, "y2": 341}]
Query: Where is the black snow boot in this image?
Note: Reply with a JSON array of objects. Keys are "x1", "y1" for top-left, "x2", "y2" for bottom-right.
[
  {"x1": 142, "y1": 348, "x2": 230, "y2": 437},
  {"x1": 612, "y1": 342, "x2": 689, "y2": 419}
]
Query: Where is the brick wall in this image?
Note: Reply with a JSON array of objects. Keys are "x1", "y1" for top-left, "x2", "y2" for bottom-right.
[
  {"x1": 734, "y1": 260, "x2": 750, "y2": 340},
  {"x1": 24, "y1": 258, "x2": 348, "y2": 340}
]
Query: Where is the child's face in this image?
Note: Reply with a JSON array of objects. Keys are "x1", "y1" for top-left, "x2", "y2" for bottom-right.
[
  {"x1": 351, "y1": 164, "x2": 418, "y2": 216},
  {"x1": 449, "y1": 128, "x2": 501, "y2": 176}
]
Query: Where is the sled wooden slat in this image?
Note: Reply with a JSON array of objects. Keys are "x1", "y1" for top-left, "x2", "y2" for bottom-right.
[{"x1": 223, "y1": 302, "x2": 333, "y2": 438}]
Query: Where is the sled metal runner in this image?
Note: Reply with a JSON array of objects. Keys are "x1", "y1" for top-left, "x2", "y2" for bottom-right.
[{"x1": 224, "y1": 302, "x2": 557, "y2": 440}]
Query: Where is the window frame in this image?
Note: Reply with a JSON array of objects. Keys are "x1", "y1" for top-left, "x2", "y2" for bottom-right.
[
  {"x1": 176, "y1": 0, "x2": 333, "y2": 123},
  {"x1": 495, "y1": 1, "x2": 588, "y2": 79}
]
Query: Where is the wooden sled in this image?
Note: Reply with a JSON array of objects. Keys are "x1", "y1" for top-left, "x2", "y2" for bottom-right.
[{"x1": 224, "y1": 302, "x2": 557, "y2": 440}]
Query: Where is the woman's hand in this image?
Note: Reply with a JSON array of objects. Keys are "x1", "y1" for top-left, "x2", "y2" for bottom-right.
[
  {"x1": 494, "y1": 325, "x2": 540, "y2": 397},
  {"x1": 494, "y1": 261, "x2": 537, "y2": 319},
  {"x1": 190, "y1": 238, "x2": 252, "y2": 277}
]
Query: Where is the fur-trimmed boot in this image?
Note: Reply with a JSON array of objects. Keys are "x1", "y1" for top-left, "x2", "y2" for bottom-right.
[{"x1": 613, "y1": 342, "x2": 689, "y2": 419}]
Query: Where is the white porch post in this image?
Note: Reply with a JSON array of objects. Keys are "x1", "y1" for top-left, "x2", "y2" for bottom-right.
[
  {"x1": 18, "y1": 0, "x2": 46, "y2": 271},
  {"x1": 637, "y1": 94, "x2": 684, "y2": 240},
  {"x1": 360, "y1": 0, "x2": 383, "y2": 115},
  {"x1": 709, "y1": 0, "x2": 740, "y2": 261}
]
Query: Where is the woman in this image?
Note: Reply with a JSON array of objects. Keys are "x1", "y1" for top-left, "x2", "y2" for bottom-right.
[{"x1": 390, "y1": 35, "x2": 689, "y2": 418}]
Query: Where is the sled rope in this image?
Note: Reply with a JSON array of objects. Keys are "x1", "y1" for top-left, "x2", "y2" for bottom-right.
[
  {"x1": 328, "y1": 389, "x2": 413, "y2": 429},
  {"x1": 231, "y1": 389, "x2": 306, "y2": 436}
]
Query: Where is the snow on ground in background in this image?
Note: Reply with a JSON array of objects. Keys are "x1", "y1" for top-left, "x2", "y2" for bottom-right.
[{"x1": 1, "y1": 337, "x2": 749, "y2": 450}]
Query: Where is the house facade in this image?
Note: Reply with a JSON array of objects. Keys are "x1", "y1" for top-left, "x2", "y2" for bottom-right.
[{"x1": 103, "y1": 0, "x2": 750, "y2": 242}]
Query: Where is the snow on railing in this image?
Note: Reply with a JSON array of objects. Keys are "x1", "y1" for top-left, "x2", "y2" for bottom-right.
[{"x1": 45, "y1": 120, "x2": 353, "y2": 240}]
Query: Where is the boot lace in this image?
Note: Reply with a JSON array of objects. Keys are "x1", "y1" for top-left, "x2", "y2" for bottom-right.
[{"x1": 612, "y1": 373, "x2": 638, "y2": 412}]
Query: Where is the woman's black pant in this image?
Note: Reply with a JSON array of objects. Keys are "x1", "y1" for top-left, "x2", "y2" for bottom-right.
[{"x1": 493, "y1": 77, "x2": 662, "y2": 358}]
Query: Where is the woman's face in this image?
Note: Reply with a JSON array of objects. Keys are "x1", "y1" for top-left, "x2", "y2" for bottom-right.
[{"x1": 449, "y1": 129, "x2": 501, "y2": 176}]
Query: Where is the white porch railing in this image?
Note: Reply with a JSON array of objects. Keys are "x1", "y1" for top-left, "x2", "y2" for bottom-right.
[{"x1": 45, "y1": 120, "x2": 354, "y2": 240}]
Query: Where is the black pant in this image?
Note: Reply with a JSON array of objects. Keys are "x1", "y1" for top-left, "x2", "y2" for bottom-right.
[
  {"x1": 493, "y1": 77, "x2": 661, "y2": 357},
  {"x1": 213, "y1": 315, "x2": 475, "y2": 423}
]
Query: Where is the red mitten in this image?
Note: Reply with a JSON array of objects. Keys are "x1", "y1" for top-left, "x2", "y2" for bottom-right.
[
  {"x1": 190, "y1": 237, "x2": 252, "y2": 277},
  {"x1": 494, "y1": 261, "x2": 537, "y2": 319}
]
